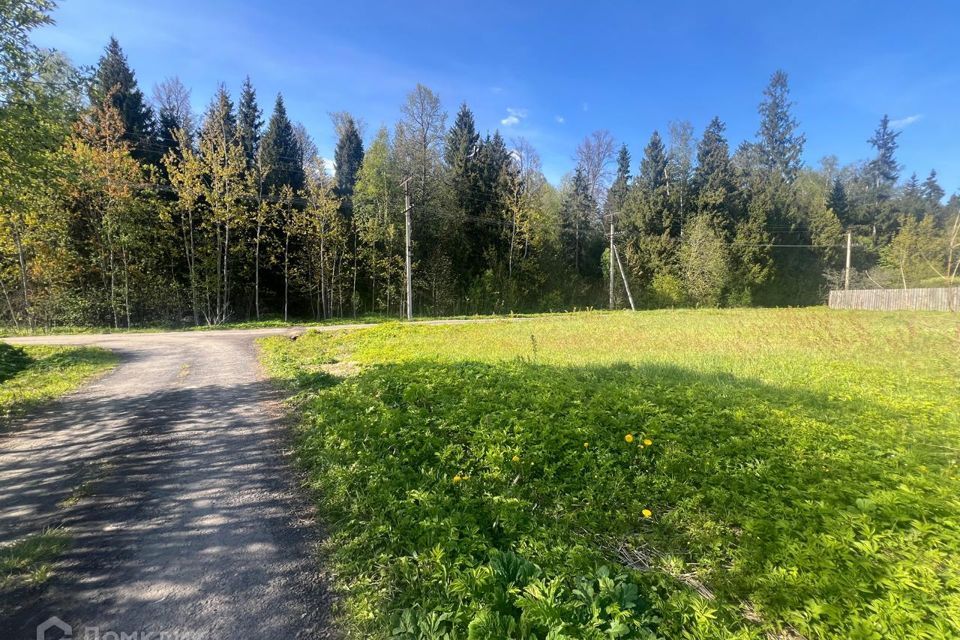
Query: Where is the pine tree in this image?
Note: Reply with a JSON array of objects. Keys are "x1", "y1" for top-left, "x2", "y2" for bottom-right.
[
  {"x1": 562, "y1": 166, "x2": 597, "y2": 276},
  {"x1": 334, "y1": 115, "x2": 364, "y2": 218},
  {"x1": 260, "y1": 94, "x2": 304, "y2": 193},
  {"x1": 866, "y1": 115, "x2": 900, "y2": 193},
  {"x1": 756, "y1": 70, "x2": 805, "y2": 183},
  {"x1": 237, "y1": 76, "x2": 262, "y2": 171},
  {"x1": 827, "y1": 177, "x2": 850, "y2": 226},
  {"x1": 444, "y1": 103, "x2": 481, "y2": 213},
  {"x1": 200, "y1": 85, "x2": 236, "y2": 149},
  {"x1": 694, "y1": 117, "x2": 735, "y2": 222},
  {"x1": 921, "y1": 170, "x2": 945, "y2": 205},
  {"x1": 606, "y1": 144, "x2": 631, "y2": 215},
  {"x1": 90, "y1": 37, "x2": 156, "y2": 163},
  {"x1": 638, "y1": 131, "x2": 667, "y2": 193}
]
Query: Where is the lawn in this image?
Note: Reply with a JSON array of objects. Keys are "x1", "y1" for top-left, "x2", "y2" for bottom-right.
[
  {"x1": 0, "y1": 342, "x2": 118, "y2": 427},
  {"x1": 260, "y1": 308, "x2": 960, "y2": 640}
]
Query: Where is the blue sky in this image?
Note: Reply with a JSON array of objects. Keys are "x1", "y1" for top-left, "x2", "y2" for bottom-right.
[{"x1": 35, "y1": 0, "x2": 960, "y2": 193}]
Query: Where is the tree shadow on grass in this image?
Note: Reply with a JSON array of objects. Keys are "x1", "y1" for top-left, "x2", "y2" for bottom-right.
[
  {"x1": 296, "y1": 357, "x2": 958, "y2": 638},
  {"x1": 0, "y1": 343, "x2": 31, "y2": 383}
]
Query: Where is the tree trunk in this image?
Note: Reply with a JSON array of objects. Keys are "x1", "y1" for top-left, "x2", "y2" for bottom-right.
[
  {"x1": 283, "y1": 228, "x2": 290, "y2": 322},
  {"x1": 11, "y1": 218, "x2": 31, "y2": 328},
  {"x1": 255, "y1": 219, "x2": 261, "y2": 320}
]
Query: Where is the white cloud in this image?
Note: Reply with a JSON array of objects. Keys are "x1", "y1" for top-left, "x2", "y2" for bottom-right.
[
  {"x1": 890, "y1": 114, "x2": 922, "y2": 129},
  {"x1": 500, "y1": 107, "x2": 528, "y2": 127},
  {"x1": 555, "y1": 115, "x2": 565, "y2": 124}
]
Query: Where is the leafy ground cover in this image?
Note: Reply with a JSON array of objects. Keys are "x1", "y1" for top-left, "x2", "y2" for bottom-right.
[
  {"x1": 0, "y1": 343, "x2": 118, "y2": 427},
  {"x1": 260, "y1": 309, "x2": 960, "y2": 639}
]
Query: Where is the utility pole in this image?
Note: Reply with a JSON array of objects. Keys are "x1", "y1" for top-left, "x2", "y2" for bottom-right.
[
  {"x1": 613, "y1": 244, "x2": 636, "y2": 311},
  {"x1": 844, "y1": 230, "x2": 852, "y2": 290},
  {"x1": 401, "y1": 176, "x2": 413, "y2": 320},
  {"x1": 609, "y1": 211, "x2": 615, "y2": 309}
]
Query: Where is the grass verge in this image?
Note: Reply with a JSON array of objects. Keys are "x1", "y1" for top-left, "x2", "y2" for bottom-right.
[
  {"x1": 1, "y1": 343, "x2": 118, "y2": 427},
  {"x1": 0, "y1": 528, "x2": 70, "y2": 592},
  {"x1": 260, "y1": 308, "x2": 960, "y2": 639}
]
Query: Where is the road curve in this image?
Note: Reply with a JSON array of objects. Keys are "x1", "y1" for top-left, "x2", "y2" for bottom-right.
[{"x1": 1, "y1": 327, "x2": 335, "y2": 639}]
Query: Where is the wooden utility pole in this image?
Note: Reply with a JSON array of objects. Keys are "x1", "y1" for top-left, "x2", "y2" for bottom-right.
[
  {"x1": 609, "y1": 211, "x2": 615, "y2": 309},
  {"x1": 613, "y1": 244, "x2": 635, "y2": 311},
  {"x1": 401, "y1": 176, "x2": 413, "y2": 320},
  {"x1": 844, "y1": 230, "x2": 852, "y2": 290}
]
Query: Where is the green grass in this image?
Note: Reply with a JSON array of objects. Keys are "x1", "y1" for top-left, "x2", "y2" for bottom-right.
[
  {"x1": 0, "y1": 343, "x2": 118, "y2": 426},
  {"x1": 260, "y1": 308, "x2": 960, "y2": 640},
  {"x1": 0, "y1": 528, "x2": 70, "y2": 592},
  {"x1": 0, "y1": 311, "x2": 526, "y2": 337}
]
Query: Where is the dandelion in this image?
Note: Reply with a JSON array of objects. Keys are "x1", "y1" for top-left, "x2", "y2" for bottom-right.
[
  {"x1": 583, "y1": 442, "x2": 589, "y2": 448},
  {"x1": 452, "y1": 475, "x2": 462, "y2": 484},
  {"x1": 625, "y1": 434, "x2": 634, "y2": 443},
  {"x1": 642, "y1": 508, "x2": 652, "y2": 518},
  {"x1": 643, "y1": 438, "x2": 652, "y2": 446},
  {"x1": 511, "y1": 455, "x2": 520, "y2": 463}
]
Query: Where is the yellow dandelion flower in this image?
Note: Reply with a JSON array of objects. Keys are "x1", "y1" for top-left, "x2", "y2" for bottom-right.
[
  {"x1": 642, "y1": 508, "x2": 653, "y2": 518},
  {"x1": 583, "y1": 442, "x2": 589, "y2": 448},
  {"x1": 643, "y1": 438, "x2": 653, "y2": 446},
  {"x1": 452, "y1": 475, "x2": 462, "y2": 484},
  {"x1": 625, "y1": 434, "x2": 634, "y2": 443},
  {"x1": 511, "y1": 455, "x2": 520, "y2": 463}
]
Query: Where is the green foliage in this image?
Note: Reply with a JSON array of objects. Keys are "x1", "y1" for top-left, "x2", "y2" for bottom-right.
[{"x1": 261, "y1": 309, "x2": 960, "y2": 639}]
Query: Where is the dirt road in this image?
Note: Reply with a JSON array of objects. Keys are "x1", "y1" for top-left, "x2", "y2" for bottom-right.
[{"x1": 1, "y1": 327, "x2": 337, "y2": 639}]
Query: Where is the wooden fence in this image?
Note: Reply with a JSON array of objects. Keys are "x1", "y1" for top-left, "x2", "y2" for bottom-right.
[{"x1": 828, "y1": 287, "x2": 960, "y2": 312}]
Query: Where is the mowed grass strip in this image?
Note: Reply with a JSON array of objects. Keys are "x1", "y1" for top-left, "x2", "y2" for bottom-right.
[
  {"x1": 260, "y1": 309, "x2": 960, "y2": 640},
  {"x1": 0, "y1": 343, "x2": 118, "y2": 427}
]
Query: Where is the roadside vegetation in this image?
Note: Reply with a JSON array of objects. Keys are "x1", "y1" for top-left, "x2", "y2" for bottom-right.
[
  {"x1": 261, "y1": 308, "x2": 960, "y2": 640},
  {"x1": 0, "y1": 343, "x2": 118, "y2": 426},
  {"x1": 0, "y1": 528, "x2": 70, "y2": 595}
]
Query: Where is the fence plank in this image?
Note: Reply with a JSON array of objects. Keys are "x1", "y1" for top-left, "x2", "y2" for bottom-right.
[{"x1": 828, "y1": 287, "x2": 960, "y2": 312}]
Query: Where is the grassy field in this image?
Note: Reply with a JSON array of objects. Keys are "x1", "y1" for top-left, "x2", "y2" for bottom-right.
[
  {"x1": 0, "y1": 343, "x2": 118, "y2": 427},
  {"x1": 260, "y1": 308, "x2": 960, "y2": 640}
]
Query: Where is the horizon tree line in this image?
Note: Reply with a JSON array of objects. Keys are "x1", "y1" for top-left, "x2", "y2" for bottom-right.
[{"x1": 2, "y1": 4, "x2": 958, "y2": 329}]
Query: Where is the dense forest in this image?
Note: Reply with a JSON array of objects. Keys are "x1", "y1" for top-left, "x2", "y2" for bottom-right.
[{"x1": 2, "y1": 2, "x2": 958, "y2": 329}]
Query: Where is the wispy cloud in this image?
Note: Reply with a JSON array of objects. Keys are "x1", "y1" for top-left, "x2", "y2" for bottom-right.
[
  {"x1": 501, "y1": 107, "x2": 528, "y2": 126},
  {"x1": 555, "y1": 115, "x2": 565, "y2": 124},
  {"x1": 890, "y1": 114, "x2": 923, "y2": 129},
  {"x1": 581, "y1": 102, "x2": 589, "y2": 112}
]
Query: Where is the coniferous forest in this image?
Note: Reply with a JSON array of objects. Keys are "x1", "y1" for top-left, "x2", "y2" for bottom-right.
[{"x1": 2, "y1": 3, "x2": 958, "y2": 329}]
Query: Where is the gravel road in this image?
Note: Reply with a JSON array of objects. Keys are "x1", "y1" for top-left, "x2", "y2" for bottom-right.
[{"x1": 0, "y1": 327, "x2": 342, "y2": 639}]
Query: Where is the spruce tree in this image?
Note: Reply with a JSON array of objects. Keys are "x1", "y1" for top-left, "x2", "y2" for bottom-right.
[
  {"x1": 237, "y1": 76, "x2": 262, "y2": 171},
  {"x1": 756, "y1": 70, "x2": 805, "y2": 183},
  {"x1": 90, "y1": 37, "x2": 156, "y2": 163},
  {"x1": 827, "y1": 178, "x2": 850, "y2": 226},
  {"x1": 260, "y1": 94, "x2": 304, "y2": 193},
  {"x1": 693, "y1": 117, "x2": 734, "y2": 221},
  {"x1": 921, "y1": 170, "x2": 945, "y2": 205},
  {"x1": 638, "y1": 131, "x2": 667, "y2": 193},
  {"x1": 444, "y1": 103, "x2": 481, "y2": 213},
  {"x1": 201, "y1": 85, "x2": 236, "y2": 146},
  {"x1": 334, "y1": 115, "x2": 364, "y2": 218},
  {"x1": 562, "y1": 166, "x2": 597, "y2": 276},
  {"x1": 866, "y1": 115, "x2": 900, "y2": 193},
  {"x1": 606, "y1": 144, "x2": 631, "y2": 214}
]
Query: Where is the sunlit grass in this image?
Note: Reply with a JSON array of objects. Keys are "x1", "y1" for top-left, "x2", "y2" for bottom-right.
[
  {"x1": 0, "y1": 528, "x2": 70, "y2": 591},
  {"x1": 261, "y1": 308, "x2": 960, "y2": 639},
  {"x1": 0, "y1": 343, "x2": 118, "y2": 427}
]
